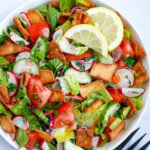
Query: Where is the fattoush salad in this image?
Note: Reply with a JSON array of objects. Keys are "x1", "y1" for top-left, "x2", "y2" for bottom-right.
[{"x1": 0, "y1": 0, "x2": 148, "y2": 149}]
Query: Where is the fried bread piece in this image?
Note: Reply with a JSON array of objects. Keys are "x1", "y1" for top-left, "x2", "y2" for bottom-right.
[{"x1": 21, "y1": 72, "x2": 31, "y2": 88}]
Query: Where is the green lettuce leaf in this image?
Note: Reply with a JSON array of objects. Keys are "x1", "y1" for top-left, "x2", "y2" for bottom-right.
[
  {"x1": 16, "y1": 128, "x2": 29, "y2": 147},
  {"x1": 47, "y1": 142, "x2": 56, "y2": 150},
  {"x1": 35, "y1": 4, "x2": 48, "y2": 17},
  {"x1": 0, "y1": 56, "x2": 8, "y2": 67},
  {"x1": 41, "y1": 58, "x2": 64, "y2": 75},
  {"x1": 76, "y1": 0, "x2": 91, "y2": 7},
  {"x1": 131, "y1": 96, "x2": 143, "y2": 109},
  {"x1": 0, "y1": 103, "x2": 12, "y2": 118},
  {"x1": 118, "y1": 106, "x2": 130, "y2": 120},
  {"x1": 8, "y1": 26, "x2": 22, "y2": 36},
  {"x1": 47, "y1": 4, "x2": 61, "y2": 32},
  {"x1": 57, "y1": 20, "x2": 71, "y2": 32},
  {"x1": 10, "y1": 103, "x2": 41, "y2": 131},
  {"x1": 65, "y1": 74, "x2": 80, "y2": 95},
  {"x1": 0, "y1": 30, "x2": 9, "y2": 45},
  {"x1": 0, "y1": 68, "x2": 8, "y2": 87},
  {"x1": 60, "y1": 0, "x2": 76, "y2": 12},
  {"x1": 81, "y1": 99, "x2": 95, "y2": 111}
]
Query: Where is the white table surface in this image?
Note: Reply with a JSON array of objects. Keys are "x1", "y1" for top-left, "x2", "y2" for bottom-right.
[{"x1": 0, "y1": 0, "x2": 150, "y2": 150}]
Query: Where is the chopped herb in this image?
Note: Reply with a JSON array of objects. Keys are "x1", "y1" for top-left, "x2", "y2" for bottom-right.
[
  {"x1": 132, "y1": 70, "x2": 138, "y2": 78},
  {"x1": 8, "y1": 83, "x2": 18, "y2": 92},
  {"x1": 35, "y1": 140, "x2": 39, "y2": 147},
  {"x1": 122, "y1": 54, "x2": 125, "y2": 61},
  {"x1": 80, "y1": 65, "x2": 86, "y2": 71},
  {"x1": 125, "y1": 75, "x2": 132, "y2": 87},
  {"x1": 54, "y1": 110, "x2": 58, "y2": 116},
  {"x1": 16, "y1": 41, "x2": 25, "y2": 46},
  {"x1": 33, "y1": 93, "x2": 38, "y2": 100},
  {"x1": 125, "y1": 56, "x2": 135, "y2": 67},
  {"x1": 106, "y1": 81, "x2": 117, "y2": 89},
  {"x1": 84, "y1": 55, "x2": 97, "y2": 61}
]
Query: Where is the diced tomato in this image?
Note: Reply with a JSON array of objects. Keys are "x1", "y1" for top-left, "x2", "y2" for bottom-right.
[
  {"x1": 107, "y1": 88, "x2": 126, "y2": 103},
  {"x1": 64, "y1": 51, "x2": 93, "y2": 61},
  {"x1": 120, "y1": 39, "x2": 135, "y2": 58},
  {"x1": 26, "y1": 131, "x2": 40, "y2": 150},
  {"x1": 58, "y1": 16, "x2": 67, "y2": 24},
  {"x1": 27, "y1": 76, "x2": 51, "y2": 108},
  {"x1": 27, "y1": 21, "x2": 50, "y2": 42},
  {"x1": 118, "y1": 59, "x2": 127, "y2": 69},
  {"x1": 53, "y1": 102, "x2": 76, "y2": 129},
  {"x1": 6, "y1": 54, "x2": 16, "y2": 63}
]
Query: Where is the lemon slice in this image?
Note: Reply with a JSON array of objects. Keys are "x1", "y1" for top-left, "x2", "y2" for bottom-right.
[
  {"x1": 64, "y1": 24, "x2": 108, "y2": 57},
  {"x1": 87, "y1": 7, "x2": 124, "y2": 51}
]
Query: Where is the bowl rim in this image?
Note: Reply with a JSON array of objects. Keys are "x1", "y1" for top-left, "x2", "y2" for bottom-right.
[{"x1": 0, "y1": 0, "x2": 150, "y2": 149}]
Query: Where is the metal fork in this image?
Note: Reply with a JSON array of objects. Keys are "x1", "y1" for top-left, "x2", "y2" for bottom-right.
[{"x1": 114, "y1": 127, "x2": 150, "y2": 150}]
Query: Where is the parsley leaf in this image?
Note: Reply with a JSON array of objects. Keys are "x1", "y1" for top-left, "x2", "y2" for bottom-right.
[
  {"x1": 125, "y1": 56, "x2": 135, "y2": 67},
  {"x1": 8, "y1": 83, "x2": 18, "y2": 92}
]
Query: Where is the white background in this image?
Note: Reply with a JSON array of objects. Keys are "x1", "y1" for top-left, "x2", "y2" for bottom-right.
[{"x1": 0, "y1": 0, "x2": 150, "y2": 149}]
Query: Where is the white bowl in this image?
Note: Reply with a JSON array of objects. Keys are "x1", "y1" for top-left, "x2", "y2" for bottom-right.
[{"x1": 0, "y1": 0, "x2": 149, "y2": 149}]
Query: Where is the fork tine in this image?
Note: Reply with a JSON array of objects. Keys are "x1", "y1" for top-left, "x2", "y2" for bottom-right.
[
  {"x1": 114, "y1": 127, "x2": 140, "y2": 150},
  {"x1": 139, "y1": 141, "x2": 150, "y2": 150},
  {"x1": 126, "y1": 133, "x2": 147, "y2": 150}
]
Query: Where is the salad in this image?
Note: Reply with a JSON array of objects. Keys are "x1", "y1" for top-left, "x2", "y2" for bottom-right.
[{"x1": 0, "y1": 0, "x2": 148, "y2": 149}]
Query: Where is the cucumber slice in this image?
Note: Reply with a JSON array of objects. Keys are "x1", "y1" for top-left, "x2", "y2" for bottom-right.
[
  {"x1": 31, "y1": 36, "x2": 48, "y2": 60},
  {"x1": 103, "y1": 102, "x2": 121, "y2": 121},
  {"x1": 64, "y1": 141, "x2": 83, "y2": 150},
  {"x1": 64, "y1": 68, "x2": 91, "y2": 84},
  {"x1": 13, "y1": 58, "x2": 39, "y2": 75},
  {"x1": 109, "y1": 117, "x2": 122, "y2": 130}
]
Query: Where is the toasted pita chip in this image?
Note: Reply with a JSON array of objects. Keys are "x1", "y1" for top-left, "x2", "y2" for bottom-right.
[
  {"x1": 132, "y1": 42, "x2": 146, "y2": 61},
  {"x1": 0, "y1": 40, "x2": 30, "y2": 56},
  {"x1": 47, "y1": 41, "x2": 66, "y2": 64},
  {"x1": 84, "y1": 99, "x2": 103, "y2": 112},
  {"x1": 0, "y1": 115, "x2": 16, "y2": 133},
  {"x1": 61, "y1": 12, "x2": 72, "y2": 18},
  {"x1": 39, "y1": 69, "x2": 56, "y2": 84},
  {"x1": 13, "y1": 17, "x2": 30, "y2": 40},
  {"x1": 90, "y1": 62, "x2": 118, "y2": 81},
  {"x1": 71, "y1": 10, "x2": 91, "y2": 27},
  {"x1": 76, "y1": 129, "x2": 93, "y2": 149},
  {"x1": 27, "y1": 9, "x2": 46, "y2": 24},
  {"x1": 109, "y1": 120, "x2": 125, "y2": 142},
  {"x1": 21, "y1": 72, "x2": 31, "y2": 88},
  {"x1": 35, "y1": 129, "x2": 53, "y2": 142},
  {"x1": 125, "y1": 99, "x2": 136, "y2": 118},
  {"x1": 80, "y1": 80, "x2": 105, "y2": 98},
  {"x1": 133, "y1": 61, "x2": 148, "y2": 87},
  {"x1": 49, "y1": 0, "x2": 60, "y2": 9},
  {"x1": 0, "y1": 84, "x2": 11, "y2": 104},
  {"x1": 48, "y1": 88, "x2": 65, "y2": 103}
]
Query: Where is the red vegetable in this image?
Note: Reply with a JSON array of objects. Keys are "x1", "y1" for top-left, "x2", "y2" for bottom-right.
[
  {"x1": 27, "y1": 21, "x2": 50, "y2": 42},
  {"x1": 27, "y1": 76, "x2": 51, "y2": 108},
  {"x1": 107, "y1": 88, "x2": 126, "y2": 103},
  {"x1": 53, "y1": 102, "x2": 76, "y2": 129},
  {"x1": 64, "y1": 51, "x2": 93, "y2": 61}
]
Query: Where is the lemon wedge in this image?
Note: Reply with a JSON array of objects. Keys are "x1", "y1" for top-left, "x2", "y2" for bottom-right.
[
  {"x1": 87, "y1": 7, "x2": 124, "y2": 51},
  {"x1": 64, "y1": 24, "x2": 108, "y2": 57}
]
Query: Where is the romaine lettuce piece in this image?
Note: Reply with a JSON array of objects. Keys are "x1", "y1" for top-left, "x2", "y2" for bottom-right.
[
  {"x1": 131, "y1": 96, "x2": 143, "y2": 109},
  {"x1": 0, "y1": 68, "x2": 8, "y2": 87}
]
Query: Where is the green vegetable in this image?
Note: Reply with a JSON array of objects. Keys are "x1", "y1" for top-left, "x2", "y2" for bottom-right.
[
  {"x1": 16, "y1": 87, "x2": 31, "y2": 104},
  {"x1": 47, "y1": 4, "x2": 61, "y2": 32},
  {"x1": 0, "y1": 30, "x2": 9, "y2": 45},
  {"x1": 106, "y1": 81, "x2": 117, "y2": 89},
  {"x1": 0, "y1": 103, "x2": 12, "y2": 118},
  {"x1": 57, "y1": 20, "x2": 71, "y2": 32},
  {"x1": 16, "y1": 41, "x2": 25, "y2": 46},
  {"x1": 30, "y1": 36, "x2": 49, "y2": 63},
  {"x1": 41, "y1": 58, "x2": 64, "y2": 75},
  {"x1": 98, "y1": 54, "x2": 114, "y2": 64},
  {"x1": 119, "y1": 106, "x2": 130, "y2": 120},
  {"x1": 76, "y1": 0, "x2": 91, "y2": 7},
  {"x1": 10, "y1": 103, "x2": 41, "y2": 130},
  {"x1": 109, "y1": 117, "x2": 122, "y2": 130},
  {"x1": 0, "y1": 68, "x2": 8, "y2": 87},
  {"x1": 8, "y1": 83, "x2": 18, "y2": 92},
  {"x1": 35, "y1": 4, "x2": 48, "y2": 17},
  {"x1": 73, "y1": 104, "x2": 108, "y2": 127},
  {"x1": 16, "y1": 128, "x2": 29, "y2": 147},
  {"x1": 81, "y1": 98, "x2": 95, "y2": 111},
  {"x1": 125, "y1": 56, "x2": 135, "y2": 67},
  {"x1": 33, "y1": 109, "x2": 49, "y2": 125},
  {"x1": 47, "y1": 142, "x2": 56, "y2": 150},
  {"x1": 65, "y1": 74, "x2": 80, "y2": 95},
  {"x1": 8, "y1": 26, "x2": 22, "y2": 36},
  {"x1": 60, "y1": 0, "x2": 76, "y2": 12},
  {"x1": 0, "y1": 56, "x2": 8, "y2": 67},
  {"x1": 131, "y1": 96, "x2": 143, "y2": 109},
  {"x1": 99, "y1": 139, "x2": 109, "y2": 146},
  {"x1": 52, "y1": 126, "x2": 75, "y2": 143},
  {"x1": 124, "y1": 29, "x2": 131, "y2": 40}
]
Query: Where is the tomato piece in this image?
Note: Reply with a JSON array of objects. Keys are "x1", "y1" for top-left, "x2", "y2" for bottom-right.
[
  {"x1": 107, "y1": 88, "x2": 126, "y2": 103},
  {"x1": 58, "y1": 16, "x2": 67, "y2": 24},
  {"x1": 27, "y1": 21, "x2": 50, "y2": 42},
  {"x1": 6, "y1": 54, "x2": 16, "y2": 63},
  {"x1": 26, "y1": 131, "x2": 40, "y2": 150},
  {"x1": 53, "y1": 102, "x2": 76, "y2": 129},
  {"x1": 118, "y1": 59, "x2": 127, "y2": 69},
  {"x1": 120, "y1": 39, "x2": 135, "y2": 58},
  {"x1": 27, "y1": 76, "x2": 51, "y2": 108},
  {"x1": 64, "y1": 51, "x2": 93, "y2": 61}
]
